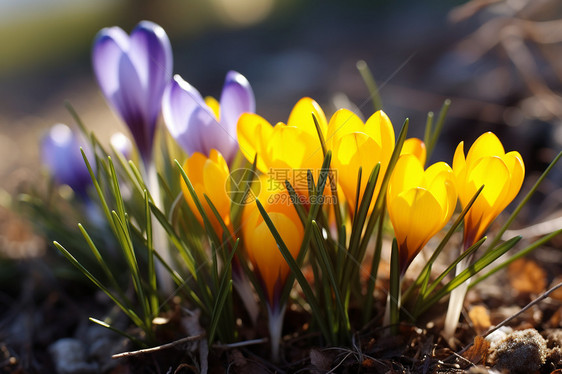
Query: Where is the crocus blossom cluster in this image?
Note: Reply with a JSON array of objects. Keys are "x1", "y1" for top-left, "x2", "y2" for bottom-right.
[{"x1": 83, "y1": 20, "x2": 530, "y2": 357}]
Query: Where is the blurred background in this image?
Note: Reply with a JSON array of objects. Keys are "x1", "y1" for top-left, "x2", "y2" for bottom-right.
[{"x1": 1, "y1": 0, "x2": 562, "y2": 252}]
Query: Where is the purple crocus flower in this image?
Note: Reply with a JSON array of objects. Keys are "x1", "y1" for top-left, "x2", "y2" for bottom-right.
[
  {"x1": 162, "y1": 71, "x2": 255, "y2": 165},
  {"x1": 92, "y1": 20, "x2": 172, "y2": 164},
  {"x1": 42, "y1": 124, "x2": 94, "y2": 198}
]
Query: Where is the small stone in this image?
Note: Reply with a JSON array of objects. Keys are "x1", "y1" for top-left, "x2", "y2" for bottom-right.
[
  {"x1": 485, "y1": 326, "x2": 512, "y2": 346},
  {"x1": 488, "y1": 329, "x2": 548, "y2": 373},
  {"x1": 48, "y1": 338, "x2": 98, "y2": 374}
]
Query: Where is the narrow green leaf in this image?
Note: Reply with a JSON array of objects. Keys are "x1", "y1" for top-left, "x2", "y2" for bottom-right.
[
  {"x1": 311, "y1": 221, "x2": 349, "y2": 337},
  {"x1": 422, "y1": 236, "x2": 486, "y2": 299},
  {"x1": 208, "y1": 240, "x2": 238, "y2": 343},
  {"x1": 144, "y1": 190, "x2": 159, "y2": 316},
  {"x1": 418, "y1": 236, "x2": 521, "y2": 315},
  {"x1": 78, "y1": 223, "x2": 127, "y2": 302},
  {"x1": 402, "y1": 185, "x2": 484, "y2": 303},
  {"x1": 356, "y1": 60, "x2": 383, "y2": 111},
  {"x1": 362, "y1": 203, "x2": 385, "y2": 324},
  {"x1": 357, "y1": 118, "x2": 409, "y2": 271},
  {"x1": 426, "y1": 99, "x2": 451, "y2": 161},
  {"x1": 471, "y1": 228, "x2": 562, "y2": 289},
  {"x1": 89, "y1": 317, "x2": 146, "y2": 347},
  {"x1": 423, "y1": 111, "x2": 434, "y2": 158},
  {"x1": 53, "y1": 241, "x2": 144, "y2": 328},
  {"x1": 175, "y1": 160, "x2": 221, "y2": 247},
  {"x1": 279, "y1": 151, "x2": 332, "y2": 305},
  {"x1": 255, "y1": 199, "x2": 331, "y2": 341},
  {"x1": 284, "y1": 180, "x2": 308, "y2": 223},
  {"x1": 389, "y1": 240, "x2": 400, "y2": 335}
]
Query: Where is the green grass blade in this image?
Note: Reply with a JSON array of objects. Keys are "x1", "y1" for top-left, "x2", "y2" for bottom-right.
[
  {"x1": 144, "y1": 190, "x2": 159, "y2": 316},
  {"x1": 311, "y1": 220, "x2": 349, "y2": 337},
  {"x1": 470, "y1": 228, "x2": 562, "y2": 289},
  {"x1": 402, "y1": 185, "x2": 484, "y2": 303},
  {"x1": 356, "y1": 60, "x2": 383, "y2": 111},
  {"x1": 175, "y1": 160, "x2": 221, "y2": 247},
  {"x1": 418, "y1": 236, "x2": 521, "y2": 315},
  {"x1": 389, "y1": 240, "x2": 400, "y2": 335},
  {"x1": 77, "y1": 223, "x2": 128, "y2": 302},
  {"x1": 255, "y1": 198, "x2": 331, "y2": 342},
  {"x1": 89, "y1": 317, "x2": 146, "y2": 347},
  {"x1": 422, "y1": 236, "x2": 486, "y2": 299},
  {"x1": 362, "y1": 205, "x2": 385, "y2": 325},
  {"x1": 357, "y1": 118, "x2": 409, "y2": 270},
  {"x1": 53, "y1": 241, "x2": 144, "y2": 328},
  {"x1": 284, "y1": 180, "x2": 308, "y2": 223},
  {"x1": 279, "y1": 151, "x2": 332, "y2": 305},
  {"x1": 208, "y1": 240, "x2": 238, "y2": 343},
  {"x1": 423, "y1": 111, "x2": 434, "y2": 158},
  {"x1": 426, "y1": 99, "x2": 451, "y2": 161}
]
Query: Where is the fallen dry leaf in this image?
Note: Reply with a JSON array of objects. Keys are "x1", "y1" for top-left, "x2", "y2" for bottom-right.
[
  {"x1": 549, "y1": 277, "x2": 562, "y2": 302},
  {"x1": 469, "y1": 305, "x2": 492, "y2": 334},
  {"x1": 462, "y1": 336, "x2": 490, "y2": 366},
  {"x1": 508, "y1": 258, "x2": 547, "y2": 294}
]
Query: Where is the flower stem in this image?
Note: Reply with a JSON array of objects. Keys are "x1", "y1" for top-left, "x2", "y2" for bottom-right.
[
  {"x1": 443, "y1": 258, "x2": 470, "y2": 343},
  {"x1": 267, "y1": 304, "x2": 286, "y2": 363},
  {"x1": 146, "y1": 162, "x2": 173, "y2": 295},
  {"x1": 233, "y1": 272, "x2": 259, "y2": 326}
]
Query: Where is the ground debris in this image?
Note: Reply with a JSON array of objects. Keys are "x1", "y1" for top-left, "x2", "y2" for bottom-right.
[
  {"x1": 462, "y1": 336, "x2": 490, "y2": 367},
  {"x1": 488, "y1": 328, "x2": 548, "y2": 373}
]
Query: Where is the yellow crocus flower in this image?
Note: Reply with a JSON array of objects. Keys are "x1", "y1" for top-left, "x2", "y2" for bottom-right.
[
  {"x1": 387, "y1": 154, "x2": 457, "y2": 273},
  {"x1": 328, "y1": 109, "x2": 395, "y2": 214},
  {"x1": 241, "y1": 176, "x2": 304, "y2": 305},
  {"x1": 237, "y1": 97, "x2": 328, "y2": 195},
  {"x1": 181, "y1": 149, "x2": 232, "y2": 236},
  {"x1": 401, "y1": 138, "x2": 426, "y2": 166},
  {"x1": 453, "y1": 132, "x2": 525, "y2": 248}
]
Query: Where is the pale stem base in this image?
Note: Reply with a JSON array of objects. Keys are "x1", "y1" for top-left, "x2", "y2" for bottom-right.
[
  {"x1": 443, "y1": 259, "x2": 470, "y2": 343},
  {"x1": 382, "y1": 277, "x2": 402, "y2": 334},
  {"x1": 146, "y1": 162, "x2": 174, "y2": 295},
  {"x1": 267, "y1": 304, "x2": 287, "y2": 363},
  {"x1": 233, "y1": 273, "x2": 259, "y2": 326}
]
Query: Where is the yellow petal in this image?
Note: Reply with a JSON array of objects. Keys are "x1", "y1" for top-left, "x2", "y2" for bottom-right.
[
  {"x1": 364, "y1": 110, "x2": 395, "y2": 159},
  {"x1": 332, "y1": 132, "x2": 382, "y2": 212},
  {"x1": 387, "y1": 154, "x2": 424, "y2": 204},
  {"x1": 465, "y1": 132, "x2": 505, "y2": 170},
  {"x1": 237, "y1": 113, "x2": 273, "y2": 173},
  {"x1": 401, "y1": 138, "x2": 427, "y2": 166},
  {"x1": 203, "y1": 152, "x2": 231, "y2": 226},
  {"x1": 452, "y1": 141, "x2": 466, "y2": 178},
  {"x1": 287, "y1": 97, "x2": 328, "y2": 139},
  {"x1": 326, "y1": 109, "x2": 366, "y2": 149},
  {"x1": 388, "y1": 187, "x2": 443, "y2": 271},
  {"x1": 204, "y1": 96, "x2": 220, "y2": 120},
  {"x1": 500, "y1": 151, "x2": 525, "y2": 210}
]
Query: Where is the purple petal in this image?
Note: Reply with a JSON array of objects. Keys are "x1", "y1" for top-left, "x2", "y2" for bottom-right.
[
  {"x1": 92, "y1": 26, "x2": 129, "y2": 109},
  {"x1": 189, "y1": 107, "x2": 238, "y2": 162},
  {"x1": 114, "y1": 53, "x2": 153, "y2": 160},
  {"x1": 219, "y1": 70, "x2": 255, "y2": 135},
  {"x1": 162, "y1": 75, "x2": 214, "y2": 154},
  {"x1": 92, "y1": 21, "x2": 173, "y2": 163},
  {"x1": 42, "y1": 124, "x2": 93, "y2": 197},
  {"x1": 129, "y1": 21, "x2": 173, "y2": 126}
]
